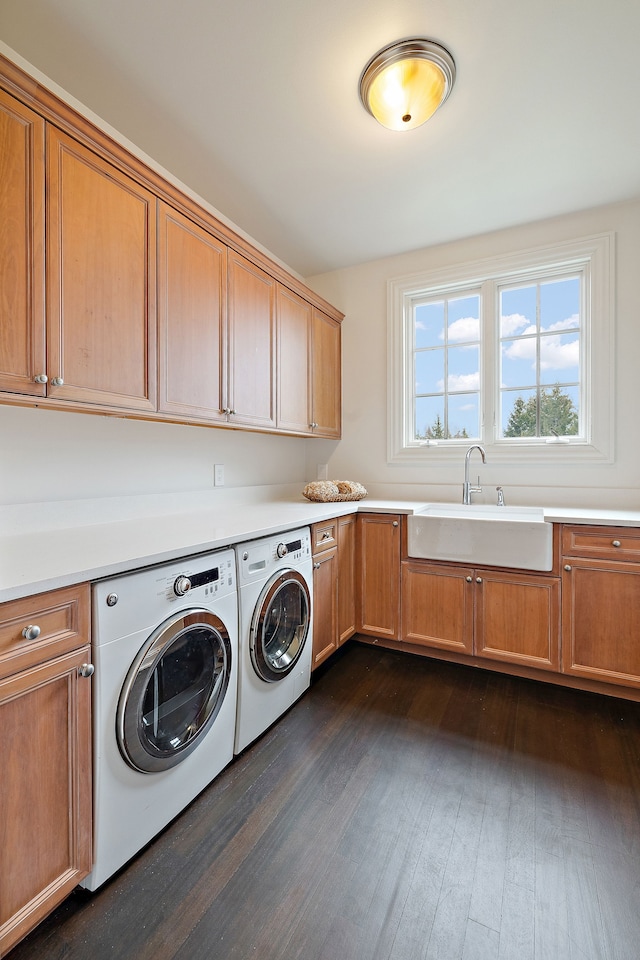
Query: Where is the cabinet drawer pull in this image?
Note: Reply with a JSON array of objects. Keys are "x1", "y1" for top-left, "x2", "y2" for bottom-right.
[
  {"x1": 321, "y1": 531, "x2": 331, "y2": 540},
  {"x1": 564, "y1": 564, "x2": 572, "y2": 572},
  {"x1": 612, "y1": 540, "x2": 622, "y2": 548},
  {"x1": 22, "y1": 624, "x2": 41, "y2": 641},
  {"x1": 78, "y1": 663, "x2": 94, "y2": 678}
]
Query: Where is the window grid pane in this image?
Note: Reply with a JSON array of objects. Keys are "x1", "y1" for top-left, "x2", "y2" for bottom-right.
[
  {"x1": 499, "y1": 275, "x2": 581, "y2": 439},
  {"x1": 413, "y1": 293, "x2": 480, "y2": 441}
]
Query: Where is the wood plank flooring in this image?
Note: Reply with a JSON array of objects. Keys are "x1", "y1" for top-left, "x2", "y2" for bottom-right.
[{"x1": 9, "y1": 642, "x2": 640, "y2": 960}]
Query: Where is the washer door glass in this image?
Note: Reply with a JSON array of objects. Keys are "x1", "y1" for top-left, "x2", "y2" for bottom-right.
[
  {"x1": 251, "y1": 569, "x2": 310, "y2": 682},
  {"x1": 117, "y1": 609, "x2": 232, "y2": 773}
]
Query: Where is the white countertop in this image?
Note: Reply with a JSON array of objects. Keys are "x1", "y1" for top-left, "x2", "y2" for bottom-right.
[{"x1": 2, "y1": 491, "x2": 640, "y2": 604}]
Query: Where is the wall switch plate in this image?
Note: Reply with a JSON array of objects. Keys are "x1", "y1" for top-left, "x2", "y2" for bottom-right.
[
  {"x1": 214, "y1": 464, "x2": 225, "y2": 486},
  {"x1": 317, "y1": 463, "x2": 328, "y2": 480}
]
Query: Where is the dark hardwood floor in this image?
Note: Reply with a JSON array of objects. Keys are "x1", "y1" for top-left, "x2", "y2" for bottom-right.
[{"x1": 10, "y1": 642, "x2": 640, "y2": 960}]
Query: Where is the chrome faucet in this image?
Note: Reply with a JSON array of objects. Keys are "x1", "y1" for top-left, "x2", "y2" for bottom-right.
[{"x1": 462, "y1": 444, "x2": 486, "y2": 504}]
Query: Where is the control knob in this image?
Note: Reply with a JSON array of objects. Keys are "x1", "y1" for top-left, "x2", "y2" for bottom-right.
[
  {"x1": 174, "y1": 575, "x2": 192, "y2": 597},
  {"x1": 276, "y1": 542, "x2": 288, "y2": 559}
]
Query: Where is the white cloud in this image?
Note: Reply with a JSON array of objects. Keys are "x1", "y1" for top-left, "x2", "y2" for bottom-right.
[
  {"x1": 500, "y1": 312, "x2": 531, "y2": 336},
  {"x1": 541, "y1": 314, "x2": 580, "y2": 333},
  {"x1": 447, "y1": 316, "x2": 480, "y2": 341},
  {"x1": 447, "y1": 372, "x2": 480, "y2": 391},
  {"x1": 503, "y1": 334, "x2": 579, "y2": 371}
]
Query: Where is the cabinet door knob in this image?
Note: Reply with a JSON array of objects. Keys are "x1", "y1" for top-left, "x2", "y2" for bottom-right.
[
  {"x1": 476, "y1": 577, "x2": 483, "y2": 583},
  {"x1": 564, "y1": 564, "x2": 572, "y2": 572},
  {"x1": 612, "y1": 540, "x2": 621, "y2": 548},
  {"x1": 34, "y1": 373, "x2": 48, "y2": 384},
  {"x1": 51, "y1": 376, "x2": 64, "y2": 386},
  {"x1": 392, "y1": 521, "x2": 399, "y2": 527},
  {"x1": 313, "y1": 562, "x2": 320, "y2": 570},
  {"x1": 78, "y1": 663, "x2": 94, "y2": 678},
  {"x1": 22, "y1": 624, "x2": 41, "y2": 641},
  {"x1": 466, "y1": 576, "x2": 473, "y2": 583}
]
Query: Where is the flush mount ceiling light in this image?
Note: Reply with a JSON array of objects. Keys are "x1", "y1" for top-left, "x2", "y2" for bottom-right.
[{"x1": 359, "y1": 37, "x2": 456, "y2": 132}]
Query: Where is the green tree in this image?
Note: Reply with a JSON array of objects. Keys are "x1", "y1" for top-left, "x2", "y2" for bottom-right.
[
  {"x1": 504, "y1": 386, "x2": 578, "y2": 437},
  {"x1": 417, "y1": 416, "x2": 470, "y2": 440}
]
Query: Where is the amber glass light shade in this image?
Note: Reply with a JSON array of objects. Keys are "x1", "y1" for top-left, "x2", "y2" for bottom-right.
[{"x1": 359, "y1": 38, "x2": 456, "y2": 132}]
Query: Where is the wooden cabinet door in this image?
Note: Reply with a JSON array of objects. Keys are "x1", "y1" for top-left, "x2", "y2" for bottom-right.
[
  {"x1": 401, "y1": 561, "x2": 474, "y2": 654},
  {"x1": 277, "y1": 285, "x2": 311, "y2": 433},
  {"x1": 357, "y1": 514, "x2": 401, "y2": 640},
  {"x1": 158, "y1": 202, "x2": 227, "y2": 421},
  {"x1": 0, "y1": 645, "x2": 92, "y2": 956},
  {"x1": 562, "y1": 558, "x2": 640, "y2": 687},
  {"x1": 475, "y1": 569, "x2": 560, "y2": 671},
  {"x1": 312, "y1": 547, "x2": 338, "y2": 668},
  {"x1": 227, "y1": 251, "x2": 276, "y2": 428},
  {"x1": 311, "y1": 309, "x2": 341, "y2": 438},
  {"x1": 0, "y1": 90, "x2": 46, "y2": 396},
  {"x1": 337, "y1": 514, "x2": 356, "y2": 644},
  {"x1": 46, "y1": 127, "x2": 156, "y2": 410}
]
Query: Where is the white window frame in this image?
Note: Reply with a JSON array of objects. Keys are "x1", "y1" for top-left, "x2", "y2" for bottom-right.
[{"x1": 388, "y1": 233, "x2": 614, "y2": 464}]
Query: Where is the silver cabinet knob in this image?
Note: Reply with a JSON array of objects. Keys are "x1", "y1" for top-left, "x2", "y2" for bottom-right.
[
  {"x1": 174, "y1": 576, "x2": 192, "y2": 597},
  {"x1": 476, "y1": 577, "x2": 483, "y2": 583},
  {"x1": 78, "y1": 663, "x2": 94, "y2": 678},
  {"x1": 313, "y1": 562, "x2": 321, "y2": 570},
  {"x1": 22, "y1": 624, "x2": 41, "y2": 641},
  {"x1": 466, "y1": 576, "x2": 473, "y2": 583},
  {"x1": 564, "y1": 564, "x2": 572, "y2": 572},
  {"x1": 51, "y1": 376, "x2": 64, "y2": 386},
  {"x1": 34, "y1": 373, "x2": 48, "y2": 384},
  {"x1": 612, "y1": 540, "x2": 621, "y2": 548},
  {"x1": 392, "y1": 521, "x2": 399, "y2": 527}
]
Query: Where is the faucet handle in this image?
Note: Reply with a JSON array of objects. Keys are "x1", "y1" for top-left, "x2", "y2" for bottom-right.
[{"x1": 496, "y1": 486, "x2": 505, "y2": 506}]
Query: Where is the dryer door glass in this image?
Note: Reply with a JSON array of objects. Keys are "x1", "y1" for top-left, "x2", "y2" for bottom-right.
[
  {"x1": 251, "y1": 570, "x2": 310, "y2": 682},
  {"x1": 117, "y1": 609, "x2": 232, "y2": 773}
]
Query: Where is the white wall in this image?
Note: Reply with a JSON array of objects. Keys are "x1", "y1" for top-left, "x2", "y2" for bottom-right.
[
  {"x1": 0, "y1": 405, "x2": 311, "y2": 504},
  {"x1": 306, "y1": 200, "x2": 640, "y2": 509}
]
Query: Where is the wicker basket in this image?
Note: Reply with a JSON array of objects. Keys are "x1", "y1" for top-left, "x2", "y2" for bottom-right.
[{"x1": 302, "y1": 480, "x2": 367, "y2": 503}]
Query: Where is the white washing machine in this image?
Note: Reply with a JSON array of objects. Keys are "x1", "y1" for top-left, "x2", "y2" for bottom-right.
[
  {"x1": 234, "y1": 527, "x2": 313, "y2": 754},
  {"x1": 82, "y1": 548, "x2": 237, "y2": 890}
]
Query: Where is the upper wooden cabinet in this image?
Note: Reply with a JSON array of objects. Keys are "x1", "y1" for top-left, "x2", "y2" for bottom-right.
[
  {"x1": 0, "y1": 56, "x2": 343, "y2": 434},
  {"x1": 276, "y1": 285, "x2": 312, "y2": 434},
  {"x1": 46, "y1": 127, "x2": 157, "y2": 410},
  {"x1": 227, "y1": 251, "x2": 276, "y2": 429},
  {"x1": 311, "y1": 308, "x2": 341, "y2": 438},
  {"x1": 0, "y1": 89, "x2": 46, "y2": 396},
  {"x1": 158, "y1": 202, "x2": 227, "y2": 421}
]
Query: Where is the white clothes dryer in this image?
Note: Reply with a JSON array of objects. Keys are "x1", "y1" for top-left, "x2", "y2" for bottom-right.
[
  {"x1": 234, "y1": 528, "x2": 313, "y2": 754},
  {"x1": 82, "y1": 548, "x2": 237, "y2": 890}
]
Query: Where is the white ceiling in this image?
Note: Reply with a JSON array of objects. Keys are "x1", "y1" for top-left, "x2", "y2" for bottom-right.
[{"x1": 1, "y1": 0, "x2": 639, "y2": 278}]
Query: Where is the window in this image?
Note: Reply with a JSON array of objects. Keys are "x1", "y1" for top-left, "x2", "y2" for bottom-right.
[{"x1": 388, "y1": 234, "x2": 613, "y2": 463}]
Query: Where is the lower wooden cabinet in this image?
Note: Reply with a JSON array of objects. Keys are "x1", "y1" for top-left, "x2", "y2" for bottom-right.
[
  {"x1": 311, "y1": 515, "x2": 357, "y2": 669},
  {"x1": 401, "y1": 560, "x2": 560, "y2": 671},
  {"x1": 0, "y1": 585, "x2": 92, "y2": 956},
  {"x1": 357, "y1": 513, "x2": 401, "y2": 640},
  {"x1": 562, "y1": 557, "x2": 640, "y2": 688}
]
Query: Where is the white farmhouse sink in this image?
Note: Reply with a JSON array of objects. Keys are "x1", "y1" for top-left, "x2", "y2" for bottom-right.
[{"x1": 407, "y1": 503, "x2": 553, "y2": 571}]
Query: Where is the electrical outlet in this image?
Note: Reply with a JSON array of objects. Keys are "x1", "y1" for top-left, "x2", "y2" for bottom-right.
[
  {"x1": 214, "y1": 464, "x2": 225, "y2": 486},
  {"x1": 317, "y1": 463, "x2": 328, "y2": 480}
]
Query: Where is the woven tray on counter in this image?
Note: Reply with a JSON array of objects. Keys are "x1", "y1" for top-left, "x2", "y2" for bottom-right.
[{"x1": 302, "y1": 480, "x2": 367, "y2": 503}]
